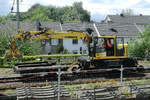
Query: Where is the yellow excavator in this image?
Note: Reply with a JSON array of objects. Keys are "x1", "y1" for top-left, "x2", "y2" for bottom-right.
[
  {"x1": 5, "y1": 28, "x2": 138, "y2": 71},
  {"x1": 5, "y1": 28, "x2": 90, "y2": 58}
]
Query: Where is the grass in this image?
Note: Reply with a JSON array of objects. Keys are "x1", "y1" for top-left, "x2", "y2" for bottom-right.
[
  {"x1": 65, "y1": 79, "x2": 120, "y2": 91},
  {"x1": 0, "y1": 68, "x2": 14, "y2": 75},
  {"x1": 4, "y1": 89, "x2": 16, "y2": 95},
  {"x1": 138, "y1": 60, "x2": 150, "y2": 66},
  {"x1": 0, "y1": 89, "x2": 16, "y2": 95},
  {"x1": 124, "y1": 79, "x2": 150, "y2": 86}
]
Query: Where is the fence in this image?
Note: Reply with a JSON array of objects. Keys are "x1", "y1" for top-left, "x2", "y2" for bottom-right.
[{"x1": 12, "y1": 65, "x2": 150, "y2": 100}]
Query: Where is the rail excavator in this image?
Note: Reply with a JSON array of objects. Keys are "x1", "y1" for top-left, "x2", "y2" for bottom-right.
[{"x1": 5, "y1": 28, "x2": 139, "y2": 74}]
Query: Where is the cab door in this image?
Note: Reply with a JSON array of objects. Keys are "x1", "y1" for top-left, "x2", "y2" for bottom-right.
[
  {"x1": 95, "y1": 37, "x2": 115, "y2": 58},
  {"x1": 95, "y1": 38, "x2": 107, "y2": 57}
]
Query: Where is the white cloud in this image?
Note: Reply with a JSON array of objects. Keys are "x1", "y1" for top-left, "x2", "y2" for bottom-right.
[
  {"x1": 82, "y1": 0, "x2": 142, "y2": 15},
  {"x1": 145, "y1": 0, "x2": 150, "y2": 3}
]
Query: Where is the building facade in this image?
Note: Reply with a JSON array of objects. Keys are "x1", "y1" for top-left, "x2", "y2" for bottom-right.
[{"x1": 2, "y1": 14, "x2": 150, "y2": 55}]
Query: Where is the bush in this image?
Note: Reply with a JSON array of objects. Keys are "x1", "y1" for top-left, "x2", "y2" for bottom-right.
[
  {"x1": 19, "y1": 40, "x2": 42, "y2": 56},
  {"x1": 128, "y1": 40, "x2": 145, "y2": 58},
  {"x1": 52, "y1": 44, "x2": 70, "y2": 54},
  {"x1": 128, "y1": 25, "x2": 150, "y2": 58}
]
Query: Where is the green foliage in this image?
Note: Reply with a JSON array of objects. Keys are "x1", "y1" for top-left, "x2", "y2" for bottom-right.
[
  {"x1": 0, "y1": 28, "x2": 41, "y2": 57},
  {"x1": 0, "y1": 33, "x2": 10, "y2": 57},
  {"x1": 0, "y1": 16, "x2": 7, "y2": 24},
  {"x1": 19, "y1": 40, "x2": 42, "y2": 56},
  {"x1": 18, "y1": 2, "x2": 90, "y2": 22},
  {"x1": 0, "y1": 54, "x2": 87, "y2": 67},
  {"x1": 20, "y1": 4, "x2": 52, "y2": 21},
  {"x1": 52, "y1": 44, "x2": 64, "y2": 54},
  {"x1": 51, "y1": 43, "x2": 70, "y2": 54},
  {"x1": 128, "y1": 40, "x2": 145, "y2": 58},
  {"x1": 128, "y1": 25, "x2": 150, "y2": 58}
]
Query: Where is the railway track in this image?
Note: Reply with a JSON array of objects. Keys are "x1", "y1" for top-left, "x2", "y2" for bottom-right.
[
  {"x1": 0, "y1": 67, "x2": 146, "y2": 83},
  {"x1": 0, "y1": 75, "x2": 150, "y2": 90},
  {"x1": 0, "y1": 60, "x2": 150, "y2": 89},
  {"x1": 0, "y1": 66, "x2": 150, "y2": 89}
]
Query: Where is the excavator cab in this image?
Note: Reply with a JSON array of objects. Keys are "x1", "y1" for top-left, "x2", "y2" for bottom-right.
[
  {"x1": 88, "y1": 36, "x2": 128, "y2": 60},
  {"x1": 78, "y1": 35, "x2": 133, "y2": 69}
]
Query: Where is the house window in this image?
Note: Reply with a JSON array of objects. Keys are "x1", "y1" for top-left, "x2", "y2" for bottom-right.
[
  {"x1": 51, "y1": 39, "x2": 58, "y2": 45},
  {"x1": 72, "y1": 39, "x2": 78, "y2": 44},
  {"x1": 83, "y1": 50, "x2": 87, "y2": 54}
]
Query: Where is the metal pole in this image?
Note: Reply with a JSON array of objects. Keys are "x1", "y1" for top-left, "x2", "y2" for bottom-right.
[
  {"x1": 120, "y1": 65, "x2": 123, "y2": 99},
  {"x1": 16, "y1": 0, "x2": 21, "y2": 63},
  {"x1": 57, "y1": 67, "x2": 61, "y2": 100},
  {"x1": 16, "y1": 0, "x2": 20, "y2": 30},
  {"x1": 94, "y1": 88, "x2": 96, "y2": 100}
]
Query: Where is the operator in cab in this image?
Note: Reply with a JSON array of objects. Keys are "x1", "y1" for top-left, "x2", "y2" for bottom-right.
[{"x1": 101, "y1": 39, "x2": 114, "y2": 56}]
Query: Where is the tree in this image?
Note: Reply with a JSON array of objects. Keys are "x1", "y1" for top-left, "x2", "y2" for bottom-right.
[
  {"x1": 128, "y1": 40, "x2": 146, "y2": 58},
  {"x1": 128, "y1": 25, "x2": 150, "y2": 58},
  {"x1": 0, "y1": 16, "x2": 7, "y2": 24},
  {"x1": 121, "y1": 9, "x2": 134, "y2": 16},
  {"x1": 0, "y1": 26, "x2": 42, "y2": 57},
  {"x1": 19, "y1": 40, "x2": 42, "y2": 56},
  {"x1": 52, "y1": 44, "x2": 64, "y2": 54},
  {"x1": 51, "y1": 43, "x2": 69, "y2": 54},
  {"x1": 0, "y1": 33, "x2": 9, "y2": 56},
  {"x1": 20, "y1": 4, "x2": 52, "y2": 21},
  {"x1": 18, "y1": 2, "x2": 91, "y2": 22},
  {"x1": 73, "y1": 2, "x2": 90, "y2": 22}
]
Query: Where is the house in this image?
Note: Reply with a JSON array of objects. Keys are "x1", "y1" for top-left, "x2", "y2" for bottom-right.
[
  {"x1": 101, "y1": 14, "x2": 150, "y2": 43},
  {"x1": 1, "y1": 14, "x2": 150, "y2": 55},
  {"x1": 104, "y1": 14, "x2": 150, "y2": 25},
  {"x1": 93, "y1": 23, "x2": 140, "y2": 43},
  {"x1": 41, "y1": 22, "x2": 90, "y2": 54},
  {"x1": 103, "y1": 14, "x2": 150, "y2": 35}
]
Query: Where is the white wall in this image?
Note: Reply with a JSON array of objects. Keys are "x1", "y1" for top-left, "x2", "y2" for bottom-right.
[
  {"x1": 117, "y1": 36, "x2": 140, "y2": 44},
  {"x1": 63, "y1": 39, "x2": 88, "y2": 54}
]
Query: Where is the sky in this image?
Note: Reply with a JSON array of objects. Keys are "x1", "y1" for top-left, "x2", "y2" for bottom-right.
[{"x1": 1, "y1": 0, "x2": 150, "y2": 22}]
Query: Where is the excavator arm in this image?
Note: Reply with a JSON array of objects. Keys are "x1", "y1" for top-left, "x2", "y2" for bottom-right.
[
  {"x1": 16, "y1": 29, "x2": 90, "y2": 41},
  {"x1": 5, "y1": 37, "x2": 22, "y2": 58},
  {"x1": 5, "y1": 28, "x2": 91, "y2": 58}
]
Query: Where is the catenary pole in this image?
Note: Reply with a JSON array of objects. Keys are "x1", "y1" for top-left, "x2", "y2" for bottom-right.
[{"x1": 16, "y1": 0, "x2": 20, "y2": 30}]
